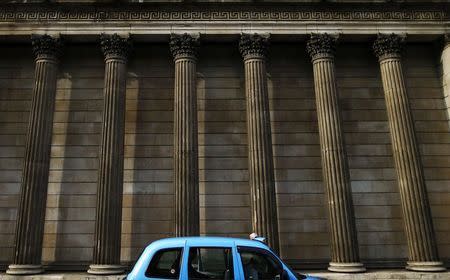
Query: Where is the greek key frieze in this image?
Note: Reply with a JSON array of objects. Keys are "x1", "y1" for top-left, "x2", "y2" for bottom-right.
[{"x1": 0, "y1": 7, "x2": 446, "y2": 22}]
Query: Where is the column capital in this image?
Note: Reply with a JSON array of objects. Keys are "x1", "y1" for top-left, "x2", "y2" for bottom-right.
[
  {"x1": 239, "y1": 33, "x2": 269, "y2": 60},
  {"x1": 306, "y1": 33, "x2": 337, "y2": 61},
  {"x1": 31, "y1": 34, "x2": 63, "y2": 62},
  {"x1": 100, "y1": 33, "x2": 132, "y2": 61},
  {"x1": 444, "y1": 33, "x2": 450, "y2": 48},
  {"x1": 169, "y1": 33, "x2": 200, "y2": 61},
  {"x1": 373, "y1": 33, "x2": 405, "y2": 60}
]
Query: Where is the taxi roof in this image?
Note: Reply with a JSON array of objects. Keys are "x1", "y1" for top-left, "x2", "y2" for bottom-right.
[{"x1": 146, "y1": 236, "x2": 271, "y2": 251}]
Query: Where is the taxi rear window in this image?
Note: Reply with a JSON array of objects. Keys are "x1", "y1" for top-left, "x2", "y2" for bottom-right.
[
  {"x1": 188, "y1": 247, "x2": 234, "y2": 279},
  {"x1": 145, "y1": 247, "x2": 183, "y2": 279}
]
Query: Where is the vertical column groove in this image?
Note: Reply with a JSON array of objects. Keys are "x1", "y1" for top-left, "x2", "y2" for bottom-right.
[
  {"x1": 239, "y1": 34, "x2": 279, "y2": 251},
  {"x1": 88, "y1": 34, "x2": 131, "y2": 275},
  {"x1": 306, "y1": 33, "x2": 365, "y2": 273},
  {"x1": 7, "y1": 35, "x2": 62, "y2": 276},
  {"x1": 373, "y1": 34, "x2": 445, "y2": 272},
  {"x1": 170, "y1": 34, "x2": 200, "y2": 236},
  {"x1": 442, "y1": 35, "x2": 450, "y2": 128}
]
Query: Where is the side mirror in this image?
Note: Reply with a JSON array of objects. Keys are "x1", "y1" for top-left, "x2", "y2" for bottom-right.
[{"x1": 281, "y1": 270, "x2": 290, "y2": 280}]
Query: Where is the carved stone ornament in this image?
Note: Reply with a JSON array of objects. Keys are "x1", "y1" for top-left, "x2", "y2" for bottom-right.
[
  {"x1": 239, "y1": 34, "x2": 269, "y2": 59},
  {"x1": 100, "y1": 33, "x2": 132, "y2": 59},
  {"x1": 31, "y1": 34, "x2": 63, "y2": 59},
  {"x1": 169, "y1": 33, "x2": 200, "y2": 60},
  {"x1": 0, "y1": 6, "x2": 444, "y2": 22},
  {"x1": 444, "y1": 34, "x2": 450, "y2": 45},
  {"x1": 373, "y1": 33, "x2": 404, "y2": 58},
  {"x1": 306, "y1": 33, "x2": 337, "y2": 59}
]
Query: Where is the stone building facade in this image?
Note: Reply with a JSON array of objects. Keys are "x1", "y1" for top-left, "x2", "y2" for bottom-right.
[{"x1": 0, "y1": 0, "x2": 449, "y2": 275}]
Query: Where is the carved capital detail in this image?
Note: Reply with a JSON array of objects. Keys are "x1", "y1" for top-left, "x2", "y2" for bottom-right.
[
  {"x1": 169, "y1": 33, "x2": 200, "y2": 60},
  {"x1": 31, "y1": 34, "x2": 63, "y2": 60},
  {"x1": 306, "y1": 33, "x2": 337, "y2": 60},
  {"x1": 373, "y1": 33, "x2": 404, "y2": 59},
  {"x1": 239, "y1": 34, "x2": 269, "y2": 60},
  {"x1": 100, "y1": 33, "x2": 132, "y2": 60},
  {"x1": 444, "y1": 34, "x2": 450, "y2": 45}
]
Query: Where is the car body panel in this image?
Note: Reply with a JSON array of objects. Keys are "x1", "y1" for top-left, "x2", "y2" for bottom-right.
[{"x1": 126, "y1": 237, "x2": 322, "y2": 280}]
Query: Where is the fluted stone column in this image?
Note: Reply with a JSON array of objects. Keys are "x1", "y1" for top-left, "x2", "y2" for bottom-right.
[
  {"x1": 6, "y1": 35, "x2": 62, "y2": 275},
  {"x1": 239, "y1": 34, "x2": 279, "y2": 252},
  {"x1": 442, "y1": 34, "x2": 450, "y2": 128},
  {"x1": 88, "y1": 34, "x2": 131, "y2": 275},
  {"x1": 373, "y1": 34, "x2": 445, "y2": 272},
  {"x1": 170, "y1": 34, "x2": 200, "y2": 236},
  {"x1": 306, "y1": 34, "x2": 365, "y2": 273}
]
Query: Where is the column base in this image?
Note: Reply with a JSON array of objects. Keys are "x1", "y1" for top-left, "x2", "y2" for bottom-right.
[
  {"x1": 88, "y1": 264, "x2": 126, "y2": 275},
  {"x1": 328, "y1": 262, "x2": 366, "y2": 273},
  {"x1": 6, "y1": 264, "x2": 44, "y2": 275},
  {"x1": 406, "y1": 261, "x2": 446, "y2": 272}
]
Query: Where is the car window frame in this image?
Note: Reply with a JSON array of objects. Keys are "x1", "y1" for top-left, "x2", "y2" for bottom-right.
[
  {"x1": 184, "y1": 245, "x2": 238, "y2": 280},
  {"x1": 144, "y1": 246, "x2": 184, "y2": 280},
  {"x1": 236, "y1": 246, "x2": 285, "y2": 280}
]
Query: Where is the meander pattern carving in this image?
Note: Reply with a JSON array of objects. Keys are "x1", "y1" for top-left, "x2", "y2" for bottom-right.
[{"x1": 0, "y1": 6, "x2": 446, "y2": 22}]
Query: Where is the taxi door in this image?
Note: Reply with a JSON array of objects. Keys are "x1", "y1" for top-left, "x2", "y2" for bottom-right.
[{"x1": 180, "y1": 241, "x2": 242, "y2": 280}]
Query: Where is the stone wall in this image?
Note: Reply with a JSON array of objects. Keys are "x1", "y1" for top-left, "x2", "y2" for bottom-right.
[
  {"x1": 0, "y1": 45, "x2": 34, "y2": 264},
  {"x1": 121, "y1": 44, "x2": 175, "y2": 262},
  {"x1": 197, "y1": 44, "x2": 250, "y2": 239},
  {"x1": 0, "y1": 41, "x2": 448, "y2": 269},
  {"x1": 337, "y1": 43, "x2": 405, "y2": 263},
  {"x1": 43, "y1": 44, "x2": 104, "y2": 266}
]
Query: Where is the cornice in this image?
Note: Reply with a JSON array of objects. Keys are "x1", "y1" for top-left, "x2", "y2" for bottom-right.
[{"x1": 0, "y1": 4, "x2": 447, "y2": 22}]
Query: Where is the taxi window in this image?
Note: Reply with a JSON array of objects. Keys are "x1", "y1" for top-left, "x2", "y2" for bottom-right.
[
  {"x1": 188, "y1": 247, "x2": 234, "y2": 280},
  {"x1": 238, "y1": 247, "x2": 283, "y2": 280},
  {"x1": 145, "y1": 247, "x2": 183, "y2": 279}
]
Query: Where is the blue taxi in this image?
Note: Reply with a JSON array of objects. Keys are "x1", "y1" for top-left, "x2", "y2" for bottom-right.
[{"x1": 126, "y1": 236, "x2": 323, "y2": 280}]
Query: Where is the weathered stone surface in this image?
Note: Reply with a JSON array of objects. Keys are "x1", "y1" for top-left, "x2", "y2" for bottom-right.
[
  {"x1": 88, "y1": 34, "x2": 131, "y2": 275},
  {"x1": 374, "y1": 34, "x2": 445, "y2": 272},
  {"x1": 1, "y1": 36, "x2": 450, "y2": 271},
  {"x1": 442, "y1": 34, "x2": 450, "y2": 128},
  {"x1": 7, "y1": 35, "x2": 62, "y2": 276},
  {"x1": 239, "y1": 34, "x2": 279, "y2": 252},
  {"x1": 307, "y1": 33, "x2": 364, "y2": 273},
  {"x1": 170, "y1": 34, "x2": 200, "y2": 236}
]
